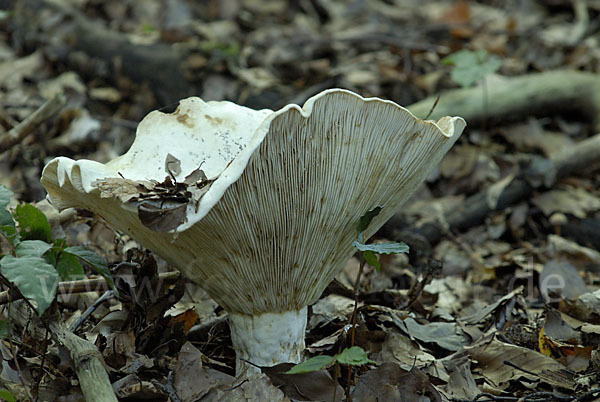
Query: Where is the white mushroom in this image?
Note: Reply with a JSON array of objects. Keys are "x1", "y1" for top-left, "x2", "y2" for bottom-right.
[{"x1": 41, "y1": 89, "x2": 465, "y2": 374}]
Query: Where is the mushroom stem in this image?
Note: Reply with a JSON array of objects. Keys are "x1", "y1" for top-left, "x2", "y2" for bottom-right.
[{"x1": 229, "y1": 307, "x2": 307, "y2": 374}]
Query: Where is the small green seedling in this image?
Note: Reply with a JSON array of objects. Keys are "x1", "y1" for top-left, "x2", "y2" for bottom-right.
[
  {"x1": 352, "y1": 206, "x2": 409, "y2": 271},
  {"x1": 0, "y1": 388, "x2": 15, "y2": 402},
  {"x1": 284, "y1": 346, "x2": 376, "y2": 374},
  {"x1": 442, "y1": 49, "x2": 502, "y2": 88},
  {"x1": 285, "y1": 208, "x2": 409, "y2": 375},
  {"x1": 0, "y1": 185, "x2": 116, "y2": 316}
]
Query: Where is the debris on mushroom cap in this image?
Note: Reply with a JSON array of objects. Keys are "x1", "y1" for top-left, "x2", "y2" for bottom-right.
[
  {"x1": 42, "y1": 89, "x2": 465, "y2": 316},
  {"x1": 43, "y1": 97, "x2": 273, "y2": 231}
]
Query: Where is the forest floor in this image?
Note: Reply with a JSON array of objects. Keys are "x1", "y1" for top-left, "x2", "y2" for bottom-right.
[{"x1": 0, "y1": 0, "x2": 599, "y2": 401}]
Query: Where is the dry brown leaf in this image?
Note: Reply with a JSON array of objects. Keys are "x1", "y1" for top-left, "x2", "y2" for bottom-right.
[
  {"x1": 352, "y1": 363, "x2": 442, "y2": 402},
  {"x1": 467, "y1": 335, "x2": 575, "y2": 390},
  {"x1": 262, "y1": 363, "x2": 344, "y2": 402},
  {"x1": 173, "y1": 342, "x2": 234, "y2": 401},
  {"x1": 532, "y1": 187, "x2": 600, "y2": 219}
]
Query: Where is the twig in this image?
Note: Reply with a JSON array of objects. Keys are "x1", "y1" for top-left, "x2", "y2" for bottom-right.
[
  {"x1": 0, "y1": 271, "x2": 180, "y2": 306},
  {"x1": 502, "y1": 360, "x2": 537, "y2": 377},
  {"x1": 4, "y1": 297, "x2": 34, "y2": 402},
  {"x1": 0, "y1": 93, "x2": 66, "y2": 153},
  {"x1": 402, "y1": 259, "x2": 440, "y2": 310},
  {"x1": 150, "y1": 371, "x2": 181, "y2": 402},
  {"x1": 575, "y1": 388, "x2": 600, "y2": 402},
  {"x1": 69, "y1": 290, "x2": 115, "y2": 332},
  {"x1": 34, "y1": 326, "x2": 50, "y2": 400},
  {"x1": 424, "y1": 94, "x2": 440, "y2": 121}
]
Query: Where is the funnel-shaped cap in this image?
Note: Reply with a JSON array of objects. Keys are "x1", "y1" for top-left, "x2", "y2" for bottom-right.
[{"x1": 42, "y1": 89, "x2": 465, "y2": 315}]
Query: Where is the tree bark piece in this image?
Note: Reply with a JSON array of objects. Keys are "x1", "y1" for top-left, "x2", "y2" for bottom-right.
[
  {"x1": 386, "y1": 133, "x2": 600, "y2": 247},
  {"x1": 408, "y1": 71, "x2": 600, "y2": 130}
]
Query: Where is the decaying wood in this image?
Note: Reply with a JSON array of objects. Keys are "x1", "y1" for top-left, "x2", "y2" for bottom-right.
[
  {"x1": 0, "y1": 93, "x2": 66, "y2": 153},
  {"x1": 16, "y1": 3, "x2": 600, "y2": 125},
  {"x1": 14, "y1": 0, "x2": 196, "y2": 105},
  {"x1": 385, "y1": 133, "x2": 600, "y2": 248},
  {"x1": 408, "y1": 70, "x2": 600, "y2": 131},
  {"x1": 50, "y1": 321, "x2": 118, "y2": 402},
  {"x1": 6, "y1": 300, "x2": 117, "y2": 401}
]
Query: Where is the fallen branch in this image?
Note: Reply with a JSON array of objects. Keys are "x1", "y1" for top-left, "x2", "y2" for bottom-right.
[
  {"x1": 0, "y1": 93, "x2": 66, "y2": 153},
  {"x1": 14, "y1": 0, "x2": 196, "y2": 105},
  {"x1": 0, "y1": 271, "x2": 181, "y2": 306},
  {"x1": 385, "y1": 133, "x2": 600, "y2": 247},
  {"x1": 50, "y1": 321, "x2": 118, "y2": 402},
  {"x1": 5, "y1": 300, "x2": 117, "y2": 401},
  {"x1": 408, "y1": 70, "x2": 600, "y2": 131}
]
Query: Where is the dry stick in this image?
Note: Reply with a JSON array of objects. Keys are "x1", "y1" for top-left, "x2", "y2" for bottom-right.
[
  {"x1": 4, "y1": 302, "x2": 34, "y2": 402},
  {"x1": 69, "y1": 290, "x2": 114, "y2": 332},
  {"x1": 387, "y1": 133, "x2": 600, "y2": 247},
  {"x1": 407, "y1": 70, "x2": 600, "y2": 131},
  {"x1": 50, "y1": 321, "x2": 118, "y2": 402},
  {"x1": 35, "y1": 326, "x2": 50, "y2": 400},
  {"x1": 0, "y1": 93, "x2": 66, "y2": 153},
  {"x1": 0, "y1": 271, "x2": 181, "y2": 305}
]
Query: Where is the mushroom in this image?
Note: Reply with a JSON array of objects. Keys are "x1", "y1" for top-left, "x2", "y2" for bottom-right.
[{"x1": 41, "y1": 89, "x2": 465, "y2": 373}]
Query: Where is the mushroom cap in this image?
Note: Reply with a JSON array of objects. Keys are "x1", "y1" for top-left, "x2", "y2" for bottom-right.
[{"x1": 42, "y1": 89, "x2": 465, "y2": 315}]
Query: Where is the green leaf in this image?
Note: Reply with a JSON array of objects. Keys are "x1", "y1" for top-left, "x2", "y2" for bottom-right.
[
  {"x1": 55, "y1": 252, "x2": 85, "y2": 281},
  {"x1": 0, "y1": 255, "x2": 59, "y2": 315},
  {"x1": 284, "y1": 355, "x2": 336, "y2": 374},
  {"x1": 14, "y1": 204, "x2": 52, "y2": 242},
  {"x1": 52, "y1": 238, "x2": 67, "y2": 252},
  {"x1": 64, "y1": 246, "x2": 115, "y2": 291},
  {"x1": 15, "y1": 240, "x2": 52, "y2": 258},
  {"x1": 0, "y1": 209, "x2": 18, "y2": 245},
  {"x1": 442, "y1": 49, "x2": 502, "y2": 88},
  {"x1": 361, "y1": 250, "x2": 381, "y2": 271},
  {"x1": 335, "y1": 346, "x2": 376, "y2": 366},
  {"x1": 0, "y1": 185, "x2": 13, "y2": 208},
  {"x1": 0, "y1": 388, "x2": 15, "y2": 402},
  {"x1": 352, "y1": 241, "x2": 409, "y2": 255},
  {"x1": 356, "y1": 206, "x2": 383, "y2": 237},
  {"x1": 45, "y1": 239, "x2": 84, "y2": 280},
  {"x1": 0, "y1": 320, "x2": 8, "y2": 338}
]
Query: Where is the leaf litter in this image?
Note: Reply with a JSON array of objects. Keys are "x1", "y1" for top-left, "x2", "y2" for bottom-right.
[
  {"x1": 0, "y1": 0, "x2": 599, "y2": 400},
  {"x1": 93, "y1": 154, "x2": 216, "y2": 232}
]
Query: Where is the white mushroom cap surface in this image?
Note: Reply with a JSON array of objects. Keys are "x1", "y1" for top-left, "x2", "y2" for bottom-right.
[{"x1": 42, "y1": 89, "x2": 465, "y2": 316}]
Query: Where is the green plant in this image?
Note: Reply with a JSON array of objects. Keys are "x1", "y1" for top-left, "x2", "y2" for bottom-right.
[
  {"x1": 442, "y1": 49, "x2": 502, "y2": 129},
  {"x1": 0, "y1": 388, "x2": 15, "y2": 402},
  {"x1": 0, "y1": 185, "x2": 115, "y2": 316},
  {"x1": 285, "y1": 208, "x2": 409, "y2": 376},
  {"x1": 352, "y1": 206, "x2": 409, "y2": 271},
  {"x1": 442, "y1": 49, "x2": 502, "y2": 88},
  {"x1": 285, "y1": 346, "x2": 376, "y2": 374}
]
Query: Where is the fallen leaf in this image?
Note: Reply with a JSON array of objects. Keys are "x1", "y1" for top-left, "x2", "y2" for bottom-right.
[
  {"x1": 467, "y1": 335, "x2": 575, "y2": 390},
  {"x1": 263, "y1": 363, "x2": 344, "y2": 401},
  {"x1": 352, "y1": 362, "x2": 442, "y2": 402},
  {"x1": 165, "y1": 153, "x2": 182, "y2": 178},
  {"x1": 137, "y1": 200, "x2": 187, "y2": 232}
]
